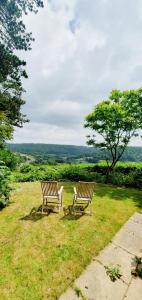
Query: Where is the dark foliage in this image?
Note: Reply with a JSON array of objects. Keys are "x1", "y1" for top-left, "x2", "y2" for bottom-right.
[
  {"x1": 0, "y1": 163, "x2": 11, "y2": 208},
  {"x1": 0, "y1": 44, "x2": 27, "y2": 85}
]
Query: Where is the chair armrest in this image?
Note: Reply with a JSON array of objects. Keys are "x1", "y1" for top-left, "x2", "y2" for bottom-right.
[
  {"x1": 58, "y1": 186, "x2": 63, "y2": 195},
  {"x1": 74, "y1": 187, "x2": 77, "y2": 195}
]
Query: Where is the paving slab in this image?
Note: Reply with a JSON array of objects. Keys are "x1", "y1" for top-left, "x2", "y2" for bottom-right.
[
  {"x1": 75, "y1": 260, "x2": 127, "y2": 300},
  {"x1": 130, "y1": 212, "x2": 142, "y2": 225},
  {"x1": 114, "y1": 227, "x2": 142, "y2": 256},
  {"x1": 124, "y1": 278, "x2": 142, "y2": 300},
  {"x1": 122, "y1": 220, "x2": 142, "y2": 238},
  {"x1": 96, "y1": 243, "x2": 133, "y2": 284},
  {"x1": 59, "y1": 288, "x2": 80, "y2": 300},
  {"x1": 59, "y1": 213, "x2": 142, "y2": 300}
]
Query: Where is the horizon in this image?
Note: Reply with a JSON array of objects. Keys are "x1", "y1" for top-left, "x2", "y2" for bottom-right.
[{"x1": 8, "y1": 142, "x2": 142, "y2": 148}]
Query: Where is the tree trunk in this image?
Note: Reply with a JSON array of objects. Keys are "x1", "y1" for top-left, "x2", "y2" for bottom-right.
[{"x1": 105, "y1": 159, "x2": 117, "y2": 182}]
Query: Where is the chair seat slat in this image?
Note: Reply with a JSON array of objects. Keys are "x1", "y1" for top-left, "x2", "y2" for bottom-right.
[{"x1": 41, "y1": 181, "x2": 63, "y2": 213}]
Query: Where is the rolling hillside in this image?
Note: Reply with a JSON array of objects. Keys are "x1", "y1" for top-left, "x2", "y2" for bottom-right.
[{"x1": 8, "y1": 143, "x2": 142, "y2": 162}]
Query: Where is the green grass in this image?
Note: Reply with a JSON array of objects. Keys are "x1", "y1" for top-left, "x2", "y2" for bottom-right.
[{"x1": 0, "y1": 182, "x2": 141, "y2": 299}]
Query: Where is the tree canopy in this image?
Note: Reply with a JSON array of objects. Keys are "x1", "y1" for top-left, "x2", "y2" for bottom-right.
[
  {"x1": 0, "y1": 0, "x2": 44, "y2": 146},
  {"x1": 0, "y1": 85, "x2": 28, "y2": 128},
  {"x1": 0, "y1": 44, "x2": 27, "y2": 85},
  {"x1": 0, "y1": 0, "x2": 44, "y2": 51},
  {"x1": 85, "y1": 88, "x2": 142, "y2": 173},
  {"x1": 0, "y1": 112, "x2": 13, "y2": 147}
]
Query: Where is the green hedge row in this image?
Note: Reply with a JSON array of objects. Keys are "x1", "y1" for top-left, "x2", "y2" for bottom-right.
[
  {"x1": 87, "y1": 164, "x2": 142, "y2": 175},
  {"x1": 13, "y1": 165, "x2": 142, "y2": 189},
  {"x1": 14, "y1": 166, "x2": 105, "y2": 183}
]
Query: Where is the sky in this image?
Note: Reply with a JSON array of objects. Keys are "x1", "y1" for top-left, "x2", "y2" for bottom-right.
[{"x1": 13, "y1": 0, "x2": 142, "y2": 146}]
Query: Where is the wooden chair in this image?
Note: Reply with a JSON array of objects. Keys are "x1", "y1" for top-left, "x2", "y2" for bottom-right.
[
  {"x1": 73, "y1": 181, "x2": 95, "y2": 215},
  {"x1": 41, "y1": 181, "x2": 63, "y2": 213}
]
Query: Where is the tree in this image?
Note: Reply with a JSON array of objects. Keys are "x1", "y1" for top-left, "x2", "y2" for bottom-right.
[
  {"x1": 0, "y1": 112, "x2": 13, "y2": 147},
  {"x1": 85, "y1": 88, "x2": 142, "y2": 174},
  {"x1": 0, "y1": 0, "x2": 44, "y2": 51},
  {"x1": 0, "y1": 82, "x2": 28, "y2": 127},
  {"x1": 0, "y1": 44, "x2": 27, "y2": 85},
  {"x1": 0, "y1": 0, "x2": 44, "y2": 136},
  {"x1": 0, "y1": 45, "x2": 29, "y2": 128},
  {"x1": 0, "y1": 1, "x2": 44, "y2": 208}
]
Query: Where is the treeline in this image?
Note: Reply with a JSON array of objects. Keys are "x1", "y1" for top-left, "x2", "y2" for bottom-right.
[{"x1": 8, "y1": 143, "x2": 142, "y2": 163}]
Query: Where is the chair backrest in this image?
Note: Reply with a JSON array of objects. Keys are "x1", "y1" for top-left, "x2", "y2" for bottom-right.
[
  {"x1": 41, "y1": 181, "x2": 58, "y2": 196},
  {"x1": 77, "y1": 181, "x2": 95, "y2": 199}
]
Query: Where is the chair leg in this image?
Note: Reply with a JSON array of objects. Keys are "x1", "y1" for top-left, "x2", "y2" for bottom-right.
[
  {"x1": 72, "y1": 196, "x2": 76, "y2": 214},
  {"x1": 42, "y1": 198, "x2": 44, "y2": 214},
  {"x1": 58, "y1": 196, "x2": 62, "y2": 213},
  {"x1": 89, "y1": 201, "x2": 93, "y2": 216}
]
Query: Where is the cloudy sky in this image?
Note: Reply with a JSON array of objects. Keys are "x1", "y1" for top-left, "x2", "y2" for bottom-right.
[{"x1": 13, "y1": 0, "x2": 142, "y2": 145}]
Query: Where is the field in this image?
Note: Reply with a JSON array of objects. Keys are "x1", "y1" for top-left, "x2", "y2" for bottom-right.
[{"x1": 0, "y1": 181, "x2": 142, "y2": 299}]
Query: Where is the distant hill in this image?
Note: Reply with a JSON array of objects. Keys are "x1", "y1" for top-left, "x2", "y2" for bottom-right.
[
  {"x1": 8, "y1": 143, "x2": 95, "y2": 156},
  {"x1": 7, "y1": 143, "x2": 142, "y2": 162}
]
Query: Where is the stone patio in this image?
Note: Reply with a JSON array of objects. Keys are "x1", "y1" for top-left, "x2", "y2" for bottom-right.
[{"x1": 59, "y1": 212, "x2": 142, "y2": 300}]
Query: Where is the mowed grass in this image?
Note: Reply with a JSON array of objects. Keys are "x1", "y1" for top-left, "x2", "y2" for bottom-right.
[{"x1": 0, "y1": 182, "x2": 142, "y2": 300}]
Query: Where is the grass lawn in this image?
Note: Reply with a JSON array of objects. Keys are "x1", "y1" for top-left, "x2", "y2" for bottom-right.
[{"x1": 0, "y1": 182, "x2": 142, "y2": 300}]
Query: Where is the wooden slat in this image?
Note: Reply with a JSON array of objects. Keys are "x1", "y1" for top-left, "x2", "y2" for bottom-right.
[
  {"x1": 77, "y1": 182, "x2": 95, "y2": 199},
  {"x1": 41, "y1": 181, "x2": 58, "y2": 196}
]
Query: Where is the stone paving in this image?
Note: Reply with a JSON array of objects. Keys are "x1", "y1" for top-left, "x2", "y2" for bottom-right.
[{"x1": 59, "y1": 212, "x2": 142, "y2": 300}]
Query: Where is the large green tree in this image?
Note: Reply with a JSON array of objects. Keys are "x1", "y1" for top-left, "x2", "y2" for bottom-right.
[
  {"x1": 0, "y1": 0, "x2": 44, "y2": 134},
  {"x1": 0, "y1": 44, "x2": 29, "y2": 127},
  {"x1": 0, "y1": 0, "x2": 44, "y2": 206},
  {"x1": 85, "y1": 88, "x2": 142, "y2": 174}
]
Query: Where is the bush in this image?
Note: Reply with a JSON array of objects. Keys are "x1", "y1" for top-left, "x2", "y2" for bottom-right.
[
  {"x1": 15, "y1": 168, "x2": 61, "y2": 182},
  {"x1": 87, "y1": 163, "x2": 142, "y2": 176},
  {"x1": 59, "y1": 166, "x2": 105, "y2": 182},
  {"x1": 129, "y1": 170, "x2": 142, "y2": 189},
  {"x1": 107, "y1": 170, "x2": 142, "y2": 189},
  {"x1": 15, "y1": 173, "x2": 36, "y2": 182},
  {"x1": 0, "y1": 148, "x2": 18, "y2": 170},
  {"x1": 20, "y1": 164, "x2": 33, "y2": 173},
  {"x1": 13, "y1": 163, "x2": 142, "y2": 189},
  {"x1": 0, "y1": 162, "x2": 11, "y2": 208},
  {"x1": 107, "y1": 172, "x2": 130, "y2": 186}
]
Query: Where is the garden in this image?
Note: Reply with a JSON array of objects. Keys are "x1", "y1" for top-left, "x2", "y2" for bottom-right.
[
  {"x1": 0, "y1": 2, "x2": 142, "y2": 299},
  {"x1": 0, "y1": 181, "x2": 141, "y2": 299}
]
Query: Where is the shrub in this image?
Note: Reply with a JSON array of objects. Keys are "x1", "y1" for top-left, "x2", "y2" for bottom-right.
[
  {"x1": 60, "y1": 166, "x2": 105, "y2": 182},
  {"x1": 107, "y1": 172, "x2": 129, "y2": 186},
  {"x1": 0, "y1": 162, "x2": 11, "y2": 208},
  {"x1": 107, "y1": 170, "x2": 142, "y2": 189},
  {"x1": 15, "y1": 168, "x2": 61, "y2": 182},
  {"x1": 87, "y1": 163, "x2": 142, "y2": 176},
  {"x1": 128, "y1": 170, "x2": 142, "y2": 189},
  {"x1": 13, "y1": 163, "x2": 142, "y2": 189},
  {"x1": 20, "y1": 164, "x2": 33, "y2": 173},
  {"x1": 0, "y1": 148, "x2": 18, "y2": 170}
]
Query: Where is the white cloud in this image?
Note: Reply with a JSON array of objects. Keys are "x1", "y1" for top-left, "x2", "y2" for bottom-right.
[{"x1": 14, "y1": 0, "x2": 142, "y2": 146}]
